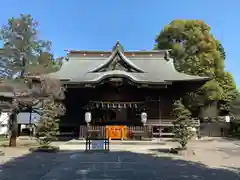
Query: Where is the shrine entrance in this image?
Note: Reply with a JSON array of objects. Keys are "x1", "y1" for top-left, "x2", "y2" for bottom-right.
[
  {"x1": 86, "y1": 101, "x2": 144, "y2": 140},
  {"x1": 88, "y1": 101, "x2": 144, "y2": 126}
]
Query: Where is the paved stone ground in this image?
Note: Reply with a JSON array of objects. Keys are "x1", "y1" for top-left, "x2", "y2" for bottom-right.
[
  {"x1": 0, "y1": 138, "x2": 239, "y2": 180},
  {"x1": 0, "y1": 150, "x2": 239, "y2": 180}
]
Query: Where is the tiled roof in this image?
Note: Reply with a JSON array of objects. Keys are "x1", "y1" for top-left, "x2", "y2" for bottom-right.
[{"x1": 47, "y1": 41, "x2": 209, "y2": 84}]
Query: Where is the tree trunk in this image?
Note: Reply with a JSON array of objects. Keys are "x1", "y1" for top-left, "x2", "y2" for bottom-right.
[{"x1": 9, "y1": 112, "x2": 18, "y2": 147}]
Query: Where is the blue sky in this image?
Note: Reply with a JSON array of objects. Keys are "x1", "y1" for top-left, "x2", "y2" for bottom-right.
[{"x1": 0, "y1": 0, "x2": 240, "y2": 86}]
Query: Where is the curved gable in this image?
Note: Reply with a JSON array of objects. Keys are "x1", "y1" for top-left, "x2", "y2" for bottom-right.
[{"x1": 90, "y1": 41, "x2": 144, "y2": 73}]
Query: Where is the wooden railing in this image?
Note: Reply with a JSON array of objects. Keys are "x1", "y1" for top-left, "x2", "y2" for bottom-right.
[
  {"x1": 79, "y1": 125, "x2": 152, "y2": 139},
  {"x1": 78, "y1": 118, "x2": 200, "y2": 139},
  {"x1": 79, "y1": 125, "x2": 105, "y2": 138},
  {"x1": 147, "y1": 118, "x2": 200, "y2": 127}
]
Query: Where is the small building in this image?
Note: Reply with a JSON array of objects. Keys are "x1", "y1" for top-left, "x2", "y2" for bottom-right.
[
  {"x1": 45, "y1": 41, "x2": 209, "y2": 139},
  {"x1": 17, "y1": 112, "x2": 40, "y2": 136},
  {"x1": 0, "y1": 92, "x2": 14, "y2": 136},
  {"x1": 0, "y1": 111, "x2": 40, "y2": 136},
  {"x1": 0, "y1": 112, "x2": 9, "y2": 135},
  {"x1": 0, "y1": 91, "x2": 40, "y2": 137}
]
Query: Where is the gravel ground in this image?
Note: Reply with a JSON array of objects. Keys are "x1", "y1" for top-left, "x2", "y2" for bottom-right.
[
  {"x1": 178, "y1": 139, "x2": 240, "y2": 171},
  {"x1": 0, "y1": 138, "x2": 239, "y2": 180}
]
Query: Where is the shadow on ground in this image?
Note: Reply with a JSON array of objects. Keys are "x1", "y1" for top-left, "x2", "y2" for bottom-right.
[
  {"x1": 149, "y1": 148, "x2": 171, "y2": 154},
  {"x1": 64, "y1": 140, "x2": 166, "y2": 145},
  {"x1": 0, "y1": 149, "x2": 239, "y2": 179}
]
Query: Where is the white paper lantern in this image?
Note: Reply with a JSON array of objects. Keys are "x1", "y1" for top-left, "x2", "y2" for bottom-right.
[
  {"x1": 141, "y1": 112, "x2": 147, "y2": 124},
  {"x1": 85, "y1": 112, "x2": 91, "y2": 124},
  {"x1": 225, "y1": 116, "x2": 230, "y2": 123}
]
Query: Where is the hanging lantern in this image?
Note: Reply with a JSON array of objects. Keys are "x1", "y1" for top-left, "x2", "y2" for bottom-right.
[
  {"x1": 85, "y1": 112, "x2": 91, "y2": 125},
  {"x1": 107, "y1": 104, "x2": 110, "y2": 108},
  {"x1": 141, "y1": 112, "x2": 147, "y2": 125},
  {"x1": 113, "y1": 103, "x2": 115, "y2": 108},
  {"x1": 118, "y1": 104, "x2": 121, "y2": 109},
  {"x1": 101, "y1": 103, "x2": 104, "y2": 108},
  {"x1": 123, "y1": 104, "x2": 126, "y2": 108},
  {"x1": 129, "y1": 104, "x2": 132, "y2": 108},
  {"x1": 96, "y1": 103, "x2": 99, "y2": 108},
  {"x1": 134, "y1": 104, "x2": 137, "y2": 108},
  {"x1": 225, "y1": 115, "x2": 230, "y2": 123}
]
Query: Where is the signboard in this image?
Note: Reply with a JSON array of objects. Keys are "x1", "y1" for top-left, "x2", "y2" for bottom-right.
[
  {"x1": 91, "y1": 140, "x2": 105, "y2": 150},
  {"x1": 105, "y1": 125, "x2": 127, "y2": 140}
]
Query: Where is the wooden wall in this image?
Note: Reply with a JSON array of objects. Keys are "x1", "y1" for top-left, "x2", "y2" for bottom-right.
[{"x1": 59, "y1": 80, "x2": 205, "y2": 131}]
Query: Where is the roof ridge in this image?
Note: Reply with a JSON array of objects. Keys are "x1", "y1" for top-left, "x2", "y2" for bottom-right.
[
  {"x1": 68, "y1": 49, "x2": 167, "y2": 54},
  {"x1": 89, "y1": 46, "x2": 145, "y2": 73}
]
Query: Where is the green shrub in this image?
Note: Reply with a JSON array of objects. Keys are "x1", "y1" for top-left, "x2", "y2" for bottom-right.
[
  {"x1": 172, "y1": 99, "x2": 194, "y2": 149},
  {"x1": 35, "y1": 100, "x2": 60, "y2": 146}
]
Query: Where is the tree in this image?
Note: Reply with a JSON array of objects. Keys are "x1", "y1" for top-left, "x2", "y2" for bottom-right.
[
  {"x1": 229, "y1": 93, "x2": 240, "y2": 136},
  {"x1": 0, "y1": 14, "x2": 52, "y2": 78},
  {"x1": 36, "y1": 95, "x2": 65, "y2": 146},
  {"x1": 155, "y1": 20, "x2": 236, "y2": 115},
  {"x1": 155, "y1": 20, "x2": 223, "y2": 77},
  {"x1": 217, "y1": 72, "x2": 238, "y2": 114},
  {"x1": 0, "y1": 76, "x2": 65, "y2": 146},
  {"x1": 0, "y1": 14, "x2": 59, "y2": 146},
  {"x1": 216, "y1": 41, "x2": 226, "y2": 60},
  {"x1": 230, "y1": 92, "x2": 240, "y2": 119},
  {"x1": 172, "y1": 99, "x2": 193, "y2": 149}
]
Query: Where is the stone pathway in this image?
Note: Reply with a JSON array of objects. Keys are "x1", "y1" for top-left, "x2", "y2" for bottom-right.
[
  {"x1": 0, "y1": 138, "x2": 240, "y2": 179},
  {"x1": 0, "y1": 150, "x2": 239, "y2": 180}
]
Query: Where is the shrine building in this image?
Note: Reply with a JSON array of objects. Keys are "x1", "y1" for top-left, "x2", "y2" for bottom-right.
[{"x1": 46, "y1": 41, "x2": 209, "y2": 140}]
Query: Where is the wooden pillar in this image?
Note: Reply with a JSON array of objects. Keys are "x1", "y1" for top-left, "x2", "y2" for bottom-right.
[{"x1": 158, "y1": 96, "x2": 161, "y2": 119}]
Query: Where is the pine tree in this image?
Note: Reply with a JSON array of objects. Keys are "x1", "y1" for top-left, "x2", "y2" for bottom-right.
[
  {"x1": 172, "y1": 99, "x2": 193, "y2": 149},
  {"x1": 36, "y1": 100, "x2": 61, "y2": 146},
  {"x1": 0, "y1": 14, "x2": 52, "y2": 77}
]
